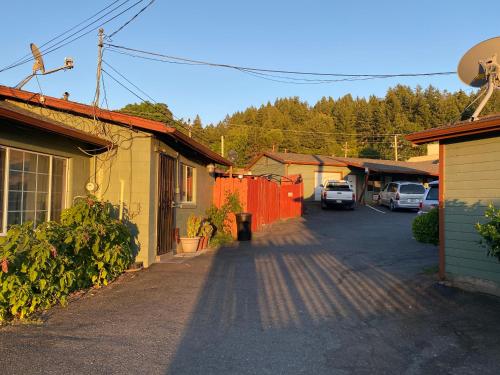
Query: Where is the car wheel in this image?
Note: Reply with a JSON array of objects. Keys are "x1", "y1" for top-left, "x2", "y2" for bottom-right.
[{"x1": 389, "y1": 201, "x2": 395, "y2": 211}]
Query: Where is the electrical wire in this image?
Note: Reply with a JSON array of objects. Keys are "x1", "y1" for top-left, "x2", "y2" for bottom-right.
[
  {"x1": 107, "y1": 0, "x2": 155, "y2": 39},
  {"x1": 104, "y1": 43, "x2": 456, "y2": 79},
  {"x1": 0, "y1": 0, "x2": 125, "y2": 72},
  {"x1": 0, "y1": 0, "x2": 145, "y2": 74}
]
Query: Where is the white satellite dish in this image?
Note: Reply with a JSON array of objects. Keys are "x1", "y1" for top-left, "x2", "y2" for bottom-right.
[
  {"x1": 15, "y1": 43, "x2": 74, "y2": 90},
  {"x1": 457, "y1": 37, "x2": 500, "y2": 120}
]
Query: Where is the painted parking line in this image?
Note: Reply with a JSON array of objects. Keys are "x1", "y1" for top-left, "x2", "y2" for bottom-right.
[{"x1": 366, "y1": 204, "x2": 386, "y2": 214}]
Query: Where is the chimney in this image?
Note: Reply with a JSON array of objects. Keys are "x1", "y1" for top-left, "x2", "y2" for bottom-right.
[{"x1": 62, "y1": 92, "x2": 70, "y2": 101}]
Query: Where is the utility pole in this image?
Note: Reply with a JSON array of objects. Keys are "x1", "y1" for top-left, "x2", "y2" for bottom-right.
[
  {"x1": 93, "y1": 28, "x2": 104, "y2": 108},
  {"x1": 393, "y1": 135, "x2": 398, "y2": 161},
  {"x1": 220, "y1": 135, "x2": 225, "y2": 157},
  {"x1": 344, "y1": 141, "x2": 348, "y2": 158}
]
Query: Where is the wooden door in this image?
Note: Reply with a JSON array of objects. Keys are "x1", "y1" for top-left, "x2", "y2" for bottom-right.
[{"x1": 157, "y1": 154, "x2": 175, "y2": 255}]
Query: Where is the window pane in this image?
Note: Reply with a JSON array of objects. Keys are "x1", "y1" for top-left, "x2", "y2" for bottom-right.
[
  {"x1": 24, "y1": 171, "x2": 36, "y2": 191},
  {"x1": 37, "y1": 173, "x2": 49, "y2": 193},
  {"x1": 23, "y1": 192, "x2": 36, "y2": 211},
  {"x1": 36, "y1": 192, "x2": 48, "y2": 211},
  {"x1": 400, "y1": 184, "x2": 425, "y2": 194},
  {"x1": 50, "y1": 158, "x2": 67, "y2": 221},
  {"x1": 8, "y1": 191, "x2": 22, "y2": 211},
  {"x1": 9, "y1": 150, "x2": 23, "y2": 171},
  {"x1": 186, "y1": 166, "x2": 193, "y2": 202},
  {"x1": 37, "y1": 155, "x2": 49, "y2": 174},
  {"x1": 24, "y1": 210, "x2": 35, "y2": 224},
  {"x1": 23, "y1": 152, "x2": 37, "y2": 172},
  {"x1": 0, "y1": 148, "x2": 4, "y2": 231},
  {"x1": 8, "y1": 170, "x2": 23, "y2": 190},
  {"x1": 7, "y1": 211, "x2": 21, "y2": 226}
]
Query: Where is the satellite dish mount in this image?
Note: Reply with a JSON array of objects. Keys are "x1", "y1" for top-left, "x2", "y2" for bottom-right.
[
  {"x1": 15, "y1": 43, "x2": 74, "y2": 90},
  {"x1": 458, "y1": 37, "x2": 500, "y2": 121}
]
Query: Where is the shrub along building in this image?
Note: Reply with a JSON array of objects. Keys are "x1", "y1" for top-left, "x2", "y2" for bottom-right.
[
  {"x1": 0, "y1": 85, "x2": 231, "y2": 267},
  {"x1": 407, "y1": 114, "x2": 500, "y2": 296},
  {"x1": 247, "y1": 151, "x2": 438, "y2": 203}
]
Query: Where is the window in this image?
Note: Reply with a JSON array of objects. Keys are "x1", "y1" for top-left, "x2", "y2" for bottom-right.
[
  {"x1": 179, "y1": 163, "x2": 195, "y2": 203},
  {"x1": 325, "y1": 183, "x2": 351, "y2": 191},
  {"x1": 426, "y1": 186, "x2": 439, "y2": 200},
  {"x1": 0, "y1": 146, "x2": 67, "y2": 234},
  {"x1": 399, "y1": 184, "x2": 425, "y2": 194}
]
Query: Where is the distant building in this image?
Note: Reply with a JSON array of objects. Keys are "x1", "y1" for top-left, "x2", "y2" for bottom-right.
[{"x1": 247, "y1": 151, "x2": 438, "y2": 202}]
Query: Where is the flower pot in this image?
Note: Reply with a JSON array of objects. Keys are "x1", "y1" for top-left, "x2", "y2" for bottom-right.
[{"x1": 180, "y1": 237, "x2": 201, "y2": 253}]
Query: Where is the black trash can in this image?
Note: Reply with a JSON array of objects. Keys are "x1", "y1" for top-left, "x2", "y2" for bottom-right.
[{"x1": 236, "y1": 212, "x2": 252, "y2": 241}]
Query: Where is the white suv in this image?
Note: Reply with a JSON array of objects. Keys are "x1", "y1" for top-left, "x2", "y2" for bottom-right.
[{"x1": 378, "y1": 182, "x2": 425, "y2": 211}]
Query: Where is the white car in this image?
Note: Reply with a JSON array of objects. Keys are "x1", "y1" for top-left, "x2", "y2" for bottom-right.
[
  {"x1": 378, "y1": 181, "x2": 425, "y2": 211},
  {"x1": 321, "y1": 180, "x2": 356, "y2": 210},
  {"x1": 418, "y1": 180, "x2": 439, "y2": 215}
]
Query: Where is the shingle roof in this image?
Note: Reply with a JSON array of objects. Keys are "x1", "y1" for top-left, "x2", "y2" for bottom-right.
[
  {"x1": 332, "y1": 157, "x2": 438, "y2": 176},
  {"x1": 0, "y1": 85, "x2": 232, "y2": 166},
  {"x1": 0, "y1": 100, "x2": 112, "y2": 150},
  {"x1": 248, "y1": 151, "x2": 438, "y2": 176},
  {"x1": 262, "y1": 151, "x2": 347, "y2": 166}
]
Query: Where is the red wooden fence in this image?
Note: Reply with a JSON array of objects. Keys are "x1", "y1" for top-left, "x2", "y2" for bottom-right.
[{"x1": 213, "y1": 175, "x2": 303, "y2": 237}]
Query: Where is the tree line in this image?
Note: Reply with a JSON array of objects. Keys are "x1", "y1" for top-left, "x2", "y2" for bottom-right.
[{"x1": 120, "y1": 85, "x2": 500, "y2": 166}]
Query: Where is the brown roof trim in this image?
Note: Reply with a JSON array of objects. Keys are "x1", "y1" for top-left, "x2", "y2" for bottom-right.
[
  {"x1": 406, "y1": 115, "x2": 500, "y2": 144},
  {"x1": 0, "y1": 104, "x2": 112, "y2": 150},
  {"x1": 0, "y1": 85, "x2": 231, "y2": 166}
]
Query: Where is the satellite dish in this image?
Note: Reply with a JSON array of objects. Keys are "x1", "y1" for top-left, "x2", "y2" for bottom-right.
[
  {"x1": 14, "y1": 43, "x2": 74, "y2": 90},
  {"x1": 30, "y1": 43, "x2": 45, "y2": 74},
  {"x1": 457, "y1": 37, "x2": 500, "y2": 120}
]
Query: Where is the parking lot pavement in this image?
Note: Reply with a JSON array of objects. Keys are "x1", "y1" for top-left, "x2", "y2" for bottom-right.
[{"x1": 1, "y1": 205, "x2": 500, "y2": 374}]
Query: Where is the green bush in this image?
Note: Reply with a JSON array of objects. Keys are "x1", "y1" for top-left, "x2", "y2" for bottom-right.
[
  {"x1": 0, "y1": 196, "x2": 133, "y2": 322},
  {"x1": 412, "y1": 208, "x2": 439, "y2": 245},
  {"x1": 476, "y1": 204, "x2": 500, "y2": 262},
  {"x1": 206, "y1": 192, "x2": 242, "y2": 236}
]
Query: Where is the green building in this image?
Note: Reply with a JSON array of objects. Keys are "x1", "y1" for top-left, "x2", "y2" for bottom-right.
[
  {"x1": 408, "y1": 115, "x2": 500, "y2": 296},
  {"x1": 0, "y1": 85, "x2": 231, "y2": 267}
]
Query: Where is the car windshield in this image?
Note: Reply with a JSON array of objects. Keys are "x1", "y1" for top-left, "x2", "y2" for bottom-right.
[
  {"x1": 325, "y1": 184, "x2": 351, "y2": 191},
  {"x1": 399, "y1": 184, "x2": 425, "y2": 194},
  {"x1": 426, "y1": 186, "x2": 439, "y2": 200}
]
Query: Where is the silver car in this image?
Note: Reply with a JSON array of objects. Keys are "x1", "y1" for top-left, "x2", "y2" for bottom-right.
[
  {"x1": 378, "y1": 181, "x2": 425, "y2": 211},
  {"x1": 418, "y1": 180, "x2": 439, "y2": 215}
]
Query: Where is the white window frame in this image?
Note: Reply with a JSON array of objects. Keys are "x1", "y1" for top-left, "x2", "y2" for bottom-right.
[
  {"x1": 179, "y1": 163, "x2": 196, "y2": 204},
  {"x1": 0, "y1": 145, "x2": 68, "y2": 235}
]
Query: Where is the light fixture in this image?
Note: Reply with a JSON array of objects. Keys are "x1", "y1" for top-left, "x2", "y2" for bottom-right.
[{"x1": 207, "y1": 164, "x2": 215, "y2": 173}]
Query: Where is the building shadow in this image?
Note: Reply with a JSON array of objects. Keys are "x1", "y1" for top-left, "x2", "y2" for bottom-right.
[{"x1": 164, "y1": 207, "x2": 442, "y2": 374}]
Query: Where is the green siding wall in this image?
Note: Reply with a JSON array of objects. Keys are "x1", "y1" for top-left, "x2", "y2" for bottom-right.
[
  {"x1": 6, "y1": 101, "x2": 216, "y2": 267},
  {"x1": 0, "y1": 122, "x2": 90, "y2": 210},
  {"x1": 444, "y1": 135, "x2": 500, "y2": 285},
  {"x1": 250, "y1": 156, "x2": 285, "y2": 177}
]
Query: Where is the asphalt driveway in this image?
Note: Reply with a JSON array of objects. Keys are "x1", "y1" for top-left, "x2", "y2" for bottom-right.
[{"x1": 1, "y1": 205, "x2": 500, "y2": 374}]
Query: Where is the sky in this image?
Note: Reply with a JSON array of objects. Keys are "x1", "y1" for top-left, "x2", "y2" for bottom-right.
[{"x1": 0, "y1": 1, "x2": 497, "y2": 125}]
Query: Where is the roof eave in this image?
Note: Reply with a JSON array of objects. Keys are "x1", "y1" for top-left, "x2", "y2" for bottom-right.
[
  {"x1": 406, "y1": 117, "x2": 500, "y2": 144},
  {"x1": 0, "y1": 105, "x2": 113, "y2": 150}
]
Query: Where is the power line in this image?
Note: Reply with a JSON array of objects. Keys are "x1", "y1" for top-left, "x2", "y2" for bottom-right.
[
  {"x1": 0, "y1": 0, "x2": 125, "y2": 72},
  {"x1": 100, "y1": 64, "x2": 205, "y2": 139},
  {"x1": 104, "y1": 43, "x2": 456, "y2": 79},
  {"x1": 0, "y1": 0, "x2": 145, "y2": 74},
  {"x1": 107, "y1": 0, "x2": 155, "y2": 39}
]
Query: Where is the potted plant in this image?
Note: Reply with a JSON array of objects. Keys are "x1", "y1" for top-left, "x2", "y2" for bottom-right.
[
  {"x1": 180, "y1": 214, "x2": 202, "y2": 253},
  {"x1": 199, "y1": 221, "x2": 214, "y2": 249}
]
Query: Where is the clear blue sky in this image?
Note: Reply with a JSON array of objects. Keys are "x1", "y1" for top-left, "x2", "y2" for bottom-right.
[{"x1": 0, "y1": 1, "x2": 497, "y2": 124}]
